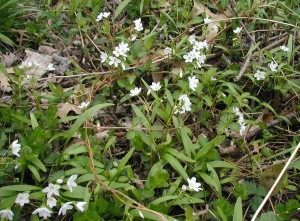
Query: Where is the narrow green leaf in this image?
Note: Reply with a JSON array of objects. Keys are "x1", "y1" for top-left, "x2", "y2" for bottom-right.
[
  {"x1": 0, "y1": 185, "x2": 41, "y2": 192},
  {"x1": 166, "y1": 148, "x2": 196, "y2": 163},
  {"x1": 163, "y1": 153, "x2": 188, "y2": 179},
  {"x1": 131, "y1": 104, "x2": 150, "y2": 128},
  {"x1": 233, "y1": 197, "x2": 243, "y2": 221},
  {"x1": 66, "y1": 103, "x2": 113, "y2": 142},
  {"x1": 0, "y1": 33, "x2": 15, "y2": 46},
  {"x1": 195, "y1": 136, "x2": 225, "y2": 160},
  {"x1": 118, "y1": 147, "x2": 135, "y2": 172},
  {"x1": 208, "y1": 161, "x2": 238, "y2": 169},
  {"x1": 179, "y1": 127, "x2": 196, "y2": 157},
  {"x1": 11, "y1": 114, "x2": 31, "y2": 124},
  {"x1": 28, "y1": 165, "x2": 42, "y2": 182},
  {"x1": 28, "y1": 157, "x2": 47, "y2": 172},
  {"x1": 30, "y1": 112, "x2": 39, "y2": 129},
  {"x1": 114, "y1": 0, "x2": 132, "y2": 19},
  {"x1": 64, "y1": 144, "x2": 88, "y2": 155}
]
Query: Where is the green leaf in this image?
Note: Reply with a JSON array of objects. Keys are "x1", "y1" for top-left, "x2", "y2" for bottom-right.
[
  {"x1": 117, "y1": 147, "x2": 135, "y2": 172},
  {"x1": 66, "y1": 103, "x2": 113, "y2": 142},
  {"x1": 30, "y1": 112, "x2": 39, "y2": 129},
  {"x1": 179, "y1": 127, "x2": 196, "y2": 157},
  {"x1": 0, "y1": 185, "x2": 41, "y2": 193},
  {"x1": 10, "y1": 114, "x2": 31, "y2": 124},
  {"x1": 166, "y1": 148, "x2": 196, "y2": 163},
  {"x1": 28, "y1": 157, "x2": 47, "y2": 172},
  {"x1": 131, "y1": 104, "x2": 150, "y2": 128},
  {"x1": 61, "y1": 186, "x2": 86, "y2": 199},
  {"x1": 208, "y1": 161, "x2": 238, "y2": 169},
  {"x1": 233, "y1": 197, "x2": 243, "y2": 221},
  {"x1": 162, "y1": 153, "x2": 188, "y2": 179},
  {"x1": 64, "y1": 143, "x2": 88, "y2": 155},
  {"x1": 28, "y1": 165, "x2": 42, "y2": 182},
  {"x1": 195, "y1": 136, "x2": 225, "y2": 160},
  {"x1": 146, "y1": 162, "x2": 169, "y2": 189},
  {"x1": 114, "y1": 0, "x2": 132, "y2": 19},
  {"x1": 0, "y1": 33, "x2": 14, "y2": 46}
]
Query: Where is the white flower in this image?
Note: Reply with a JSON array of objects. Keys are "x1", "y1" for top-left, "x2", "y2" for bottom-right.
[
  {"x1": 164, "y1": 47, "x2": 173, "y2": 55},
  {"x1": 213, "y1": 24, "x2": 219, "y2": 32},
  {"x1": 150, "y1": 82, "x2": 161, "y2": 91},
  {"x1": 233, "y1": 27, "x2": 243, "y2": 34},
  {"x1": 182, "y1": 185, "x2": 187, "y2": 191},
  {"x1": 96, "y1": 12, "x2": 110, "y2": 21},
  {"x1": 75, "y1": 202, "x2": 86, "y2": 212},
  {"x1": 108, "y1": 56, "x2": 121, "y2": 68},
  {"x1": 0, "y1": 209, "x2": 14, "y2": 221},
  {"x1": 113, "y1": 42, "x2": 130, "y2": 58},
  {"x1": 11, "y1": 140, "x2": 21, "y2": 157},
  {"x1": 42, "y1": 183, "x2": 60, "y2": 198},
  {"x1": 56, "y1": 179, "x2": 63, "y2": 184},
  {"x1": 204, "y1": 16, "x2": 211, "y2": 24},
  {"x1": 193, "y1": 40, "x2": 208, "y2": 51},
  {"x1": 131, "y1": 34, "x2": 137, "y2": 41},
  {"x1": 78, "y1": 102, "x2": 90, "y2": 109},
  {"x1": 58, "y1": 202, "x2": 73, "y2": 216},
  {"x1": 100, "y1": 51, "x2": 108, "y2": 63},
  {"x1": 187, "y1": 177, "x2": 203, "y2": 192},
  {"x1": 139, "y1": 211, "x2": 144, "y2": 219},
  {"x1": 174, "y1": 94, "x2": 192, "y2": 114},
  {"x1": 15, "y1": 193, "x2": 30, "y2": 206},
  {"x1": 47, "y1": 63, "x2": 55, "y2": 71},
  {"x1": 183, "y1": 52, "x2": 194, "y2": 63},
  {"x1": 67, "y1": 174, "x2": 78, "y2": 192},
  {"x1": 18, "y1": 61, "x2": 34, "y2": 69},
  {"x1": 188, "y1": 75, "x2": 199, "y2": 91},
  {"x1": 196, "y1": 54, "x2": 206, "y2": 68},
  {"x1": 269, "y1": 60, "x2": 278, "y2": 72},
  {"x1": 130, "y1": 87, "x2": 142, "y2": 97},
  {"x1": 179, "y1": 68, "x2": 183, "y2": 78},
  {"x1": 234, "y1": 107, "x2": 247, "y2": 136},
  {"x1": 279, "y1": 45, "x2": 289, "y2": 52},
  {"x1": 32, "y1": 207, "x2": 52, "y2": 220},
  {"x1": 188, "y1": 35, "x2": 196, "y2": 44},
  {"x1": 133, "y1": 18, "x2": 143, "y2": 32},
  {"x1": 47, "y1": 197, "x2": 57, "y2": 208},
  {"x1": 254, "y1": 70, "x2": 266, "y2": 81}
]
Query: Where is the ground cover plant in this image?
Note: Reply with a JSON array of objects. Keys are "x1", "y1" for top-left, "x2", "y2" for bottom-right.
[{"x1": 0, "y1": 0, "x2": 300, "y2": 220}]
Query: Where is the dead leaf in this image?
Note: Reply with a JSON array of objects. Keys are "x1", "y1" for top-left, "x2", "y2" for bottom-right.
[
  {"x1": 0, "y1": 52, "x2": 18, "y2": 67},
  {"x1": 0, "y1": 71, "x2": 10, "y2": 92},
  {"x1": 56, "y1": 102, "x2": 82, "y2": 118}
]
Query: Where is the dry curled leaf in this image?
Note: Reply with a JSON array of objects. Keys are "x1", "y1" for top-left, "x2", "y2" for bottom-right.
[{"x1": 56, "y1": 102, "x2": 82, "y2": 118}]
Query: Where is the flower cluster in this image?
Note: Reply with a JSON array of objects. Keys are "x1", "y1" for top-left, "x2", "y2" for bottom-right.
[
  {"x1": 174, "y1": 94, "x2": 192, "y2": 114},
  {"x1": 100, "y1": 41, "x2": 129, "y2": 69},
  {"x1": 182, "y1": 177, "x2": 203, "y2": 192},
  {"x1": 96, "y1": 11, "x2": 110, "y2": 22},
  {"x1": 233, "y1": 107, "x2": 246, "y2": 136},
  {"x1": 4, "y1": 174, "x2": 86, "y2": 220},
  {"x1": 183, "y1": 35, "x2": 208, "y2": 68}
]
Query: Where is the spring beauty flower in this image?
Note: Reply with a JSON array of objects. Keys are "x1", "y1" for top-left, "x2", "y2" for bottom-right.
[
  {"x1": 182, "y1": 177, "x2": 203, "y2": 192},
  {"x1": 11, "y1": 140, "x2": 21, "y2": 157},
  {"x1": 75, "y1": 202, "x2": 86, "y2": 212},
  {"x1": 269, "y1": 60, "x2": 278, "y2": 72},
  {"x1": 188, "y1": 75, "x2": 199, "y2": 91},
  {"x1": 233, "y1": 107, "x2": 246, "y2": 136},
  {"x1": 133, "y1": 18, "x2": 143, "y2": 32},
  {"x1": 164, "y1": 47, "x2": 173, "y2": 55},
  {"x1": 47, "y1": 63, "x2": 55, "y2": 71},
  {"x1": 15, "y1": 193, "x2": 30, "y2": 206},
  {"x1": 0, "y1": 209, "x2": 14, "y2": 221},
  {"x1": 108, "y1": 56, "x2": 121, "y2": 68},
  {"x1": 174, "y1": 94, "x2": 192, "y2": 114},
  {"x1": 204, "y1": 16, "x2": 212, "y2": 24},
  {"x1": 42, "y1": 183, "x2": 60, "y2": 198},
  {"x1": 47, "y1": 197, "x2": 57, "y2": 208},
  {"x1": 187, "y1": 177, "x2": 203, "y2": 192},
  {"x1": 139, "y1": 211, "x2": 145, "y2": 219},
  {"x1": 113, "y1": 42, "x2": 130, "y2": 58},
  {"x1": 96, "y1": 12, "x2": 110, "y2": 21},
  {"x1": 130, "y1": 87, "x2": 142, "y2": 97},
  {"x1": 33, "y1": 207, "x2": 52, "y2": 220},
  {"x1": 188, "y1": 35, "x2": 196, "y2": 44},
  {"x1": 147, "y1": 82, "x2": 161, "y2": 95},
  {"x1": 254, "y1": 70, "x2": 266, "y2": 81},
  {"x1": 67, "y1": 174, "x2": 78, "y2": 192},
  {"x1": 78, "y1": 102, "x2": 90, "y2": 109},
  {"x1": 58, "y1": 202, "x2": 73, "y2": 216},
  {"x1": 279, "y1": 45, "x2": 289, "y2": 52},
  {"x1": 233, "y1": 27, "x2": 242, "y2": 34},
  {"x1": 100, "y1": 51, "x2": 108, "y2": 63}
]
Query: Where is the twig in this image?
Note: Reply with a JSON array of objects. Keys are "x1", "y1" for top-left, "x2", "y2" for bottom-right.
[{"x1": 251, "y1": 141, "x2": 300, "y2": 221}]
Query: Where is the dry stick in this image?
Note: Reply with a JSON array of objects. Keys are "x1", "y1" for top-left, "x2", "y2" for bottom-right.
[
  {"x1": 235, "y1": 39, "x2": 254, "y2": 81},
  {"x1": 251, "y1": 141, "x2": 300, "y2": 221}
]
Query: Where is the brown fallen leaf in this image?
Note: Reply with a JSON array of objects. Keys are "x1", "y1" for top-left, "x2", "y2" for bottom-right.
[
  {"x1": 0, "y1": 70, "x2": 11, "y2": 92},
  {"x1": 56, "y1": 102, "x2": 82, "y2": 118}
]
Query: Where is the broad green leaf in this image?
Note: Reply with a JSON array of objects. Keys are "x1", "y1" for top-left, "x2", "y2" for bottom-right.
[
  {"x1": 233, "y1": 197, "x2": 243, "y2": 221},
  {"x1": 61, "y1": 186, "x2": 86, "y2": 199},
  {"x1": 66, "y1": 103, "x2": 113, "y2": 142},
  {"x1": 146, "y1": 162, "x2": 169, "y2": 189},
  {"x1": 0, "y1": 196, "x2": 15, "y2": 210},
  {"x1": 30, "y1": 112, "x2": 39, "y2": 129},
  {"x1": 162, "y1": 153, "x2": 188, "y2": 179}
]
